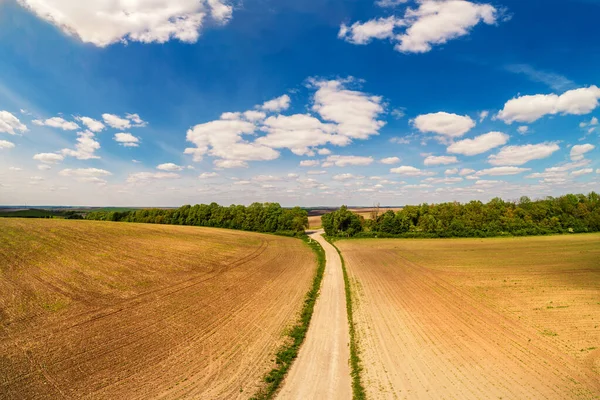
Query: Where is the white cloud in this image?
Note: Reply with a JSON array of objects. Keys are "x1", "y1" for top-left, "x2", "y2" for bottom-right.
[
  {"x1": 376, "y1": 0, "x2": 409, "y2": 8},
  {"x1": 423, "y1": 155, "x2": 458, "y2": 166},
  {"x1": 570, "y1": 144, "x2": 595, "y2": 161},
  {"x1": 389, "y1": 136, "x2": 411, "y2": 144},
  {"x1": 497, "y1": 86, "x2": 600, "y2": 123},
  {"x1": 505, "y1": 64, "x2": 576, "y2": 92},
  {"x1": 213, "y1": 159, "x2": 249, "y2": 169},
  {"x1": 447, "y1": 131, "x2": 509, "y2": 155},
  {"x1": 185, "y1": 118, "x2": 279, "y2": 166},
  {"x1": 333, "y1": 173, "x2": 359, "y2": 181},
  {"x1": 0, "y1": 111, "x2": 28, "y2": 135},
  {"x1": 488, "y1": 142, "x2": 560, "y2": 166},
  {"x1": 0, "y1": 140, "x2": 15, "y2": 149},
  {"x1": 261, "y1": 94, "x2": 291, "y2": 112},
  {"x1": 18, "y1": 0, "x2": 232, "y2": 47},
  {"x1": 390, "y1": 165, "x2": 435, "y2": 176},
  {"x1": 412, "y1": 112, "x2": 475, "y2": 137},
  {"x1": 517, "y1": 126, "x2": 529, "y2": 134},
  {"x1": 59, "y1": 168, "x2": 112, "y2": 178},
  {"x1": 32, "y1": 116, "x2": 79, "y2": 130},
  {"x1": 126, "y1": 113, "x2": 147, "y2": 127},
  {"x1": 243, "y1": 110, "x2": 266, "y2": 122},
  {"x1": 338, "y1": 16, "x2": 403, "y2": 45},
  {"x1": 318, "y1": 148, "x2": 332, "y2": 155},
  {"x1": 299, "y1": 160, "x2": 320, "y2": 167},
  {"x1": 322, "y1": 155, "x2": 374, "y2": 167},
  {"x1": 571, "y1": 168, "x2": 593, "y2": 177},
  {"x1": 257, "y1": 114, "x2": 344, "y2": 156},
  {"x1": 157, "y1": 163, "x2": 184, "y2": 171},
  {"x1": 310, "y1": 78, "x2": 385, "y2": 140},
  {"x1": 102, "y1": 113, "x2": 147, "y2": 129},
  {"x1": 459, "y1": 168, "x2": 476, "y2": 176},
  {"x1": 37, "y1": 164, "x2": 51, "y2": 171},
  {"x1": 127, "y1": 171, "x2": 180, "y2": 183},
  {"x1": 423, "y1": 176, "x2": 463, "y2": 184},
  {"x1": 114, "y1": 132, "x2": 140, "y2": 147},
  {"x1": 591, "y1": 117, "x2": 599, "y2": 125},
  {"x1": 445, "y1": 168, "x2": 458, "y2": 175},
  {"x1": 391, "y1": 108, "x2": 406, "y2": 119},
  {"x1": 339, "y1": 0, "x2": 499, "y2": 54},
  {"x1": 61, "y1": 131, "x2": 100, "y2": 160},
  {"x1": 479, "y1": 110, "x2": 489, "y2": 122},
  {"x1": 33, "y1": 152, "x2": 64, "y2": 164},
  {"x1": 476, "y1": 166, "x2": 531, "y2": 176},
  {"x1": 76, "y1": 116, "x2": 105, "y2": 132},
  {"x1": 307, "y1": 170, "x2": 327, "y2": 175},
  {"x1": 199, "y1": 172, "x2": 218, "y2": 179},
  {"x1": 380, "y1": 156, "x2": 401, "y2": 164}
]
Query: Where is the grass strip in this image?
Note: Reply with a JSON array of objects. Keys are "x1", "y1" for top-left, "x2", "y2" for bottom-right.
[
  {"x1": 326, "y1": 237, "x2": 367, "y2": 400},
  {"x1": 250, "y1": 235, "x2": 326, "y2": 400}
]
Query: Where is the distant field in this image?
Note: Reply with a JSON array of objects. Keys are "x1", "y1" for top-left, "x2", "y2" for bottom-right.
[
  {"x1": 308, "y1": 207, "x2": 402, "y2": 229},
  {"x1": 337, "y1": 235, "x2": 600, "y2": 399},
  {"x1": 0, "y1": 219, "x2": 315, "y2": 399}
]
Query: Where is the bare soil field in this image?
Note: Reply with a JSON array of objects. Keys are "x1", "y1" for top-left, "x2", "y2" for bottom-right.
[
  {"x1": 337, "y1": 234, "x2": 600, "y2": 399},
  {"x1": 0, "y1": 219, "x2": 316, "y2": 399}
]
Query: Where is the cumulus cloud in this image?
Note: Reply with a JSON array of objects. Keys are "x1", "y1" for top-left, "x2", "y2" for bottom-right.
[
  {"x1": 199, "y1": 172, "x2": 219, "y2": 179},
  {"x1": 61, "y1": 131, "x2": 101, "y2": 160},
  {"x1": 37, "y1": 164, "x2": 51, "y2": 171},
  {"x1": 261, "y1": 94, "x2": 291, "y2": 112},
  {"x1": 157, "y1": 163, "x2": 184, "y2": 171},
  {"x1": 445, "y1": 168, "x2": 458, "y2": 175},
  {"x1": 257, "y1": 114, "x2": 345, "y2": 156},
  {"x1": 127, "y1": 171, "x2": 180, "y2": 183},
  {"x1": 114, "y1": 132, "x2": 140, "y2": 147},
  {"x1": 0, "y1": 111, "x2": 28, "y2": 135},
  {"x1": 32, "y1": 116, "x2": 79, "y2": 130},
  {"x1": 318, "y1": 148, "x2": 332, "y2": 155},
  {"x1": 423, "y1": 155, "x2": 458, "y2": 166},
  {"x1": 321, "y1": 155, "x2": 374, "y2": 167},
  {"x1": 476, "y1": 166, "x2": 531, "y2": 176},
  {"x1": 0, "y1": 140, "x2": 15, "y2": 149},
  {"x1": 447, "y1": 131, "x2": 509, "y2": 155},
  {"x1": 76, "y1": 116, "x2": 105, "y2": 132},
  {"x1": 497, "y1": 86, "x2": 600, "y2": 123},
  {"x1": 299, "y1": 160, "x2": 320, "y2": 167},
  {"x1": 412, "y1": 112, "x2": 475, "y2": 137},
  {"x1": 339, "y1": 0, "x2": 500, "y2": 54},
  {"x1": 376, "y1": 0, "x2": 409, "y2": 8},
  {"x1": 380, "y1": 156, "x2": 401, "y2": 164},
  {"x1": 333, "y1": 173, "x2": 360, "y2": 181},
  {"x1": 18, "y1": 0, "x2": 233, "y2": 47},
  {"x1": 517, "y1": 126, "x2": 529, "y2": 134},
  {"x1": 571, "y1": 168, "x2": 593, "y2": 177},
  {"x1": 390, "y1": 165, "x2": 435, "y2": 176},
  {"x1": 488, "y1": 142, "x2": 560, "y2": 166},
  {"x1": 185, "y1": 118, "x2": 279, "y2": 167},
  {"x1": 59, "y1": 168, "x2": 112, "y2": 178},
  {"x1": 570, "y1": 144, "x2": 595, "y2": 161},
  {"x1": 102, "y1": 113, "x2": 147, "y2": 129},
  {"x1": 309, "y1": 78, "x2": 385, "y2": 140},
  {"x1": 33, "y1": 152, "x2": 64, "y2": 164}
]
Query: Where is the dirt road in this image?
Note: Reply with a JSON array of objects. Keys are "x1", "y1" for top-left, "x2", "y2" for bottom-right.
[{"x1": 277, "y1": 231, "x2": 352, "y2": 399}]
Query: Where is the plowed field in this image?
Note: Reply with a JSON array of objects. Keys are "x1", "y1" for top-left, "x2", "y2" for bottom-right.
[
  {"x1": 0, "y1": 219, "x2": 315, "y2": 399},
  {"x1": 338, "y1": 235, "x2": 600, "y2": 399}
]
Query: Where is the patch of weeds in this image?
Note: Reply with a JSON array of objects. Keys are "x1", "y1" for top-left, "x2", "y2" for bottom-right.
[
  {"x1": 326, "y1": 237, "x2": 367, "y2": 400},
  {"x1": 250, "y1": 235, "x2": 325, "y2": 400}
]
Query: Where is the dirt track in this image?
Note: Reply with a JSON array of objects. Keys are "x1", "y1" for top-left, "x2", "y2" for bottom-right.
[
  {"x1": 0, "y1": 219, "x2": 315, "y2": 399},
  {"x1": 277, "y1": 231, "x2": 352, "y2": 399},
  {"x1": 338, "y1": 238, "x2": 600, "y2": 399}
]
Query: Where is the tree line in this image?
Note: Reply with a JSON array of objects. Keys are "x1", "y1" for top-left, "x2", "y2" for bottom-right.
[
  {"x1": 322, "y1": 192, "x2": 600, "y2": 238},
  {"x1": 85, "y1": 202, "x2": 309, "y2": 235}
]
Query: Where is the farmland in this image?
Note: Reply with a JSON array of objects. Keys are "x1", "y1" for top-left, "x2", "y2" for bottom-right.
[
  {"x1": 0, "y1": 219, "x2": 316, "y2": 399},
  {"x1": 337, "y1": 235, "x2": 600, "y2": 399},
  {"x1": 308, "y1": 207, "x2": 402, "y2": 229}
]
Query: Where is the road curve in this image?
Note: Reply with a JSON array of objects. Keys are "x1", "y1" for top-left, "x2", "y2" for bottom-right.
[{"x1": 276, "y1": 230, "x2": 352, "y2": 399}]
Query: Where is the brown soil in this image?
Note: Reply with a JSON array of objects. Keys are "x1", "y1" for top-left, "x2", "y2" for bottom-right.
[
  {"x1": 337, "y1": 235, "x2": 600, "y2": 399},
  {"x1": 0, "y1": 219, "x2": 315, "y2": 399}
]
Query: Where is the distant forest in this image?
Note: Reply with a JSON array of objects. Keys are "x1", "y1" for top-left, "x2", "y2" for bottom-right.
[
  {"x1": 323, "y1": 192, "x2": 600, "y2": 238},
  {"x1": 85, "y1": 202, "x2": 309, "y2": 235}
]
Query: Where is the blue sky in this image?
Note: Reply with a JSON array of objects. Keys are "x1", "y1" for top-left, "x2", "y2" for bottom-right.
[{"x1": 0, "y1": 0, "x2": 598, "y2": 206}]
